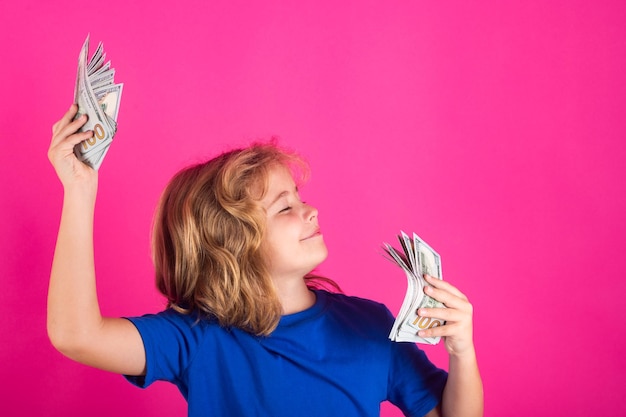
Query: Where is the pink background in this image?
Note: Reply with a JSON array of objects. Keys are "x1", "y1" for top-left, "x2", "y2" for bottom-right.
[{"x1": 1, "y1": 1, "x2": 625, "y2": 416}]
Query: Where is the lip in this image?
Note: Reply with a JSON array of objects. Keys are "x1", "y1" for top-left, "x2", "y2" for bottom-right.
[{"x1": 301, "y1": 228, "x2": 322, "y2": 240}]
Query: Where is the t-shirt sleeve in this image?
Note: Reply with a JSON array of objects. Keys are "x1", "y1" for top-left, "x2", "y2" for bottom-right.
[
  {"x1": 123, "y1": 309, "x2": 203, "y2": 391},
  {"x1": 386, "y1": 329, "x2": 448, "y2": 416}
]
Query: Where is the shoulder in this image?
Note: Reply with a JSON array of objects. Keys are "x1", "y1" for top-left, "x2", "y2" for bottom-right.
[
  {"x1": 124, "y1": 309, "x2": 226, "y2": 387},
  {"x1": 126, "y1": 308, "x2": 217, "y2": 348},
  {"x1": 127, "y1": 308, "x2": 202, "y2": 329},
  {"x1": 321, "y1": 290, "x2": 392, "y2": 316},
  {"x1": 316, "y1": 290, "x2": 395, "y2": 335}
]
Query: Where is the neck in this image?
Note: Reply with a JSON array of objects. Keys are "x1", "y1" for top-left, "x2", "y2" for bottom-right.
[{"x1": 273, "y1": 276, "x2": 316, "y2": 315}]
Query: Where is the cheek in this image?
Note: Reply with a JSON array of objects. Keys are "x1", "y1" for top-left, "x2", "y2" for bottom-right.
[
  {"x1": 267, "y1": 217, "x2": 299, "y2": 237},
  {"x1": 262, "y1": 222, "x2": 287, "y2": 253}
]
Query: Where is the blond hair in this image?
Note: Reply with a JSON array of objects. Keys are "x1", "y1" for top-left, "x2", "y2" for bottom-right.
[{"x1": 152, "y1": 142, "x2": 337, "y2": 336}]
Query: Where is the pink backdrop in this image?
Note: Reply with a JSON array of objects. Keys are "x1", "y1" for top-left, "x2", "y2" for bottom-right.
[{"x1": 1, "y1": 1, "x2": 625, "y2": 416}]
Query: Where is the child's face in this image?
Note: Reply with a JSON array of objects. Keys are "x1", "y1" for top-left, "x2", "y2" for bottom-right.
[{"x1": 261, "y1": 165, "x2": 328, "y2": 282}]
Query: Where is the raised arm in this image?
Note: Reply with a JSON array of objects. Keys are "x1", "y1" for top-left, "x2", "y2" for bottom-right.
[
  {"x1": 47, "y1": 104, "x2": 146, "y2": 376},
  {"x1": 420, "y1": 274, "x2": 484, "y2": 417}
]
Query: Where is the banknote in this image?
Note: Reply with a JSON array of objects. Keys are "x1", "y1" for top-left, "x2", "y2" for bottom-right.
[
  {"x1": 72, "y1": 35, "x2": 123, "y2": 170},
  {"x1": 384, "y1": 232, "x2": 445, "y2": 345}
]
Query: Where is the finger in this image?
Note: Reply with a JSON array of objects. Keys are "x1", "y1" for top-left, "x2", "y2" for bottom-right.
[
  {"x1": 423, "y1": 284, "x2": 465, "y2": 309},
  {"x1": 58, "y1": 131, "x2": 94, "y2": 154},
  {"x1": 66, "y1": 129, "x2": 94, "y2": 148},
  {"x1": 424, "y1": 274, "x2": 467, "y2": 299},
  {"x1": 52, "y1": 103, "x2": 79, "y2": 135},
  {"x1": 418, "y1": 321, "x2": 463, "y2": 340},
  {"x1": 49, "y1": 129, "x2": 93, "y2": 162},
  {"x1": 51, "y1": 114, "x2": 90, "y2": 148},
  {"x1": 423, "y1": 285, "x2": 474, "y2": 316},
  {"x1": 418, "y1": 306, "x2": 466, "y2": 324},
  {"x1": 419, "y1": 319, "x2": 474, "y2": 343}
]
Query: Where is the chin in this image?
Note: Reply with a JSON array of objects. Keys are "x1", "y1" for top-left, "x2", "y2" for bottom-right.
[{"x1": 312, "y1": 246, "x2": 329, "y2": 267}]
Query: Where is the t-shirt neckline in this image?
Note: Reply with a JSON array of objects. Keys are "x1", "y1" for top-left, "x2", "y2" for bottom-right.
[{"x1": 278, "y1": 289, "x2": 328, "y2": 327}]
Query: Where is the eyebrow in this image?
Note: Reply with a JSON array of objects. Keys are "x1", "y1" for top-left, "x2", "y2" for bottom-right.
[{"x1": 267, "y1": 187, "x2": 299, "y2": 208}]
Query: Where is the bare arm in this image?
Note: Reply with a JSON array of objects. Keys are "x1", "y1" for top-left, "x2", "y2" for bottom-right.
[
  {"x1": 47, "y1": 104, "x2": 146, "y2": 376},
  {"x1": 421, "y1": 275, "x2": 484, "y2": 417}
]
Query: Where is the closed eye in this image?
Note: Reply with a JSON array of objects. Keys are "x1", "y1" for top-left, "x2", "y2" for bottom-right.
[{"x1": 279, "y1": 207, "x2": 292, "y2": 213}]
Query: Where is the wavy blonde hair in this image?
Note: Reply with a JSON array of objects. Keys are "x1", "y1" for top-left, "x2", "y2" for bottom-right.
[{"x1": 152, "y1": 142, "x2": 338, "y2": 336}]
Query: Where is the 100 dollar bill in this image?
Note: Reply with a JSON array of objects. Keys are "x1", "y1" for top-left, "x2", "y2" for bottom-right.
[
  {"x1": 73, "y1": 35, "x2": 123, "y2": 170},
  {"x1": 384, "y1": 232, "x2": 445, "y2": 345}
]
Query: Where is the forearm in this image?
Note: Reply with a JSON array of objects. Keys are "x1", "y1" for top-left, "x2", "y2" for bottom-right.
[
  {"x1": 47, "y1": 184, "x2": 102, "y2": 355},
  {"x1": 441, "y1": 347, "x2": 484, "y2": 417},
  {"x1": 46, "y1": 106, "x2": 147, "y2": 374}
]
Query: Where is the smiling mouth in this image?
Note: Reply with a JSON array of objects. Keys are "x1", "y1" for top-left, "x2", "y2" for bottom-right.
[{"x1": 301, "y1": 229, "x2": 322, "y2": 240}]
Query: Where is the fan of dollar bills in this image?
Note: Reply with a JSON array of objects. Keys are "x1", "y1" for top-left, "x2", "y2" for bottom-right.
[
  {"x1": 384, "y1": 232, "x2": 445, "y2": 345},
  {"x1": 72, "y1": 35, "x2": 123, "y2": 170}
]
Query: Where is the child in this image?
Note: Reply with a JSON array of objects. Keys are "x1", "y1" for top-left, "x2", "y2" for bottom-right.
[{"x1": 48, "y1": 104, "x2": 483, "y2": 417}]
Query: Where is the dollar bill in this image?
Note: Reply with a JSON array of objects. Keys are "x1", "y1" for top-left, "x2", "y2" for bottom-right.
[
  {"x1": 384, "y1": 231, "x2": 445, "y2": 345},
  {"x1": 72, "y1": 35, "x2": 123, "y2": 170}
]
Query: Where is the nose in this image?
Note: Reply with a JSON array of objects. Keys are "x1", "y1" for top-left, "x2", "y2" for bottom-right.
[{"x1": 303, "y1": 202, "x2": 318, "y2": 222}]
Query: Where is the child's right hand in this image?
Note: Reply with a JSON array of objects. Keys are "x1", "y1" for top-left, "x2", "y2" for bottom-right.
[{"x1": 48, "y1": 104, "x2": 98, "y2": 189}]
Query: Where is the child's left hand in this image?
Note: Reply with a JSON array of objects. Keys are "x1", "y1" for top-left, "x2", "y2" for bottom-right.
[{"x1": 417, "y1": 274, "x2": 475, "y2": 357}]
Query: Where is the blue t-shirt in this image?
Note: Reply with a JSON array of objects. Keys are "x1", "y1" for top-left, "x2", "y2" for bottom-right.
[{"x1": 126, "y1": 290, "x2": 447, "y2": 417}]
